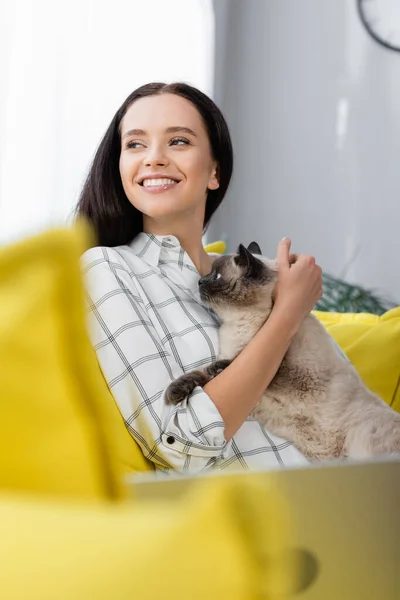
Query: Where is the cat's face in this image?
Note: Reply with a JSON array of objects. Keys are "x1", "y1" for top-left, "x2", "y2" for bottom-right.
[{"x1": 198, "y1": 242, "x2": 277, "y2": 317}]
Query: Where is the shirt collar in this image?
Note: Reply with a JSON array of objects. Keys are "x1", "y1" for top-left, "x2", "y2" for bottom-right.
[
  {"x1": 129, "y1": 232, "x2": 200, "y2": 275},
  {"x1": 129, "y1": 232, "x2": 167, "y2": 267},
  {"x1": 129, "y1": 233, "x2": 220, "y2": 318}
]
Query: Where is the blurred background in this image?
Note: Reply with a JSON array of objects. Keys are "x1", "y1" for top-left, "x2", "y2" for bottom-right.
[{"x1": 1, "y1": 0, "x2": 399, "y2": 304}]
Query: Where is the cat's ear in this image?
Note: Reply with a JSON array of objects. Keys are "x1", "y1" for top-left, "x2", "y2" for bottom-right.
[
  {"x1": 235, "y1": 244, "x2": 252, "y2": 269},
  {"x1": 235, "y1": 244, "x2": 262, "y2": 278},
  {"x1": 247, "y1": 241, "x2": 262, "y2": 255}
]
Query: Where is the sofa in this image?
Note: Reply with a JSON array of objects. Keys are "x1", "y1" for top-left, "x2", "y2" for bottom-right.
[{"x1": 1, "y1": 224, "x2": 399, "y2": 599}]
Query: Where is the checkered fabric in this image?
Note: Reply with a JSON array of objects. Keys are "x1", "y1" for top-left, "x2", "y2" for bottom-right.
[{"x1": 82, "y1": 233, "x2": 309, "y2": 474}]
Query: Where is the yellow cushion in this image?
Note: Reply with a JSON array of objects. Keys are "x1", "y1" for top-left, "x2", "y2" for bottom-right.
[
  {"x1": 205, "y1": 240, "x2": 226, "y2": 254},
  {"x1": 313, "y1": 308, "x2": 400, "y2": 412},
  {"x1": 0, "y1": 225, "x2": 149, "y2": 500},
  {"x1": 0, "y1": 476, "x2": 293, "y2": 600},
  {"x1": 95, "y1": 363, "x2": 154, "y2": 474}
]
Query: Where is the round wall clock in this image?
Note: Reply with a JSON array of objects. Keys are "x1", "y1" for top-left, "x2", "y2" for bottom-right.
[{"x1": 358, "y1": 0, "x2": 400, "y2": 52}]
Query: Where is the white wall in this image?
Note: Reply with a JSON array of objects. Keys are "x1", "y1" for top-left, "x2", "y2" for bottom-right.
[{"x1": 210, "y1": 0, "x2": 400, "y2": 302}]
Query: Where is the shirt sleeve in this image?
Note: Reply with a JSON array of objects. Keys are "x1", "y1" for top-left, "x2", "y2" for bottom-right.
[{"x1": 82, "y1": 247, "x2": 229, "y2": 473}]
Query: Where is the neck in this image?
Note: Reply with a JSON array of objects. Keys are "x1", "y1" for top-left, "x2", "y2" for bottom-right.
[{"x1": 143, "y1": 213, "x2": 214, "y2": 276}]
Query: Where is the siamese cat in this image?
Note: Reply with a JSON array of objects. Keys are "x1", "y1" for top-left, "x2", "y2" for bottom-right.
[{"x1": 165, "y1": 242, "x2": 400, "y2": 461}]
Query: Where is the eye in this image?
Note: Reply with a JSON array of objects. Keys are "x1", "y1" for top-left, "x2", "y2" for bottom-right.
[
  {"x1": 125, "y1": 140, "x2": 145, "y2": 149},
  {"x1": 215, "y1": 272, "x2": 222, "y2": 280},
  {"x1": 170, "y1": 137, "x2": 190, "y2": 146}
]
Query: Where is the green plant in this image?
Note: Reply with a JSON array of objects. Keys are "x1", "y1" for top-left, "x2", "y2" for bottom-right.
[{"x1": 315, "y1": 273, "x2": 397, "y2": 315}]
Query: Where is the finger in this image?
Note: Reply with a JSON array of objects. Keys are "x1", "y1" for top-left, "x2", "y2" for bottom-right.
[
  {"x1": 277, "y1": 237, "x2": 291, "y2": 271},
  {"x1": 303, "y1": 255, "x2": 316, "y2": 266},
  {"x1": 294, "y1": 254, "x2": 315, "y2": 268}
]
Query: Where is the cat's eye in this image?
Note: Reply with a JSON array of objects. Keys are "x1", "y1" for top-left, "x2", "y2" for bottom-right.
[{"x1": 215, "y1": 273, "x2": 222, "y2": 280}]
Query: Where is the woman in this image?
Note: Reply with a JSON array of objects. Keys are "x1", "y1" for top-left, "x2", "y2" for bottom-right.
[{"x1": 77, "y1": 82, "x2": 322, "y2": 474}]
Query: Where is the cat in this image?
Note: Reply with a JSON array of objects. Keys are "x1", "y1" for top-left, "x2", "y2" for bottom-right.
[{"x1": 165, "y1": 242, "x2": 400, "y2": 461}]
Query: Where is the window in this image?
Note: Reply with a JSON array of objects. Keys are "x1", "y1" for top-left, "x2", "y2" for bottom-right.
[{"x1": 0, "y1": 0, "x2": 215, "y2": 242}]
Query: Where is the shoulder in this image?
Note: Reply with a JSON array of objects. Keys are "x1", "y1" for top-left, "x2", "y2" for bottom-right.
[
  {"x1": 81, "y1": 242, "x2": 162, "y2": 294},
  {"x1": 81, "y1": 244, "x2": 150, "y2": 282},
  {"x1": 81, "y1": 245, "x2": 129, "y2": 272},
  {"x1": 81, "y1": 246, "x2": 143, "y2": 304},
  {"x1": 81, "y1": 245, "x2": 142, "y2": 299}
]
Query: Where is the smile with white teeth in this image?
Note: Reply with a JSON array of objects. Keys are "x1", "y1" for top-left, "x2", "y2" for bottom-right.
[{"x1": 142, "y1": 178, "x2": 178, "y2": 187}]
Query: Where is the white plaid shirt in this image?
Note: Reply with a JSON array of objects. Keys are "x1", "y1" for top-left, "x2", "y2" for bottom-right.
[{"x1": 82, "y1": 232, "x2": 309, "y2": 474}]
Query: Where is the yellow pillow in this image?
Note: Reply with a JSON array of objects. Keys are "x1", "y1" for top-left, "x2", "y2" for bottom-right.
[
  {"x1": 94, "y1": 363, "x2": 154, "y2": 475},
  {"x1": 205, "y1": 240, "x2": 226, "y2": 254},
  {"x1": 313, "y1": 308, "x2": 400, "y2": 412},
  {"x1": 0, "y1": 476, "x2": 293, "y2": 600},
  {"x1": 0, "y1": 225, "x2": 149, "y2": 500}
]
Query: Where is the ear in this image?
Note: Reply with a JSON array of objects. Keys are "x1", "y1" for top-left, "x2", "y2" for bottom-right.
[
  {"x1": 234, "y1": 243, "x2": 257, "y2": 269},
  {"x1": 207, "y1": 163, "x2": 220, "y2": 191},
  {"x1": 234, "y1": 244, "x2": 251, "y2": 268},
  {"x1": 235, "y1": 244, "x2": 264, "y2": 278},
  {"x1": 247, "y1": 241, "x2": 262, "y2": 255}
]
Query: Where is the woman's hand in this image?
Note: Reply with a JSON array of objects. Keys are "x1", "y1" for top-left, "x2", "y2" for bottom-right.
[{"x1": 272, "y1": 237, "x2": 323, "y2": 324}]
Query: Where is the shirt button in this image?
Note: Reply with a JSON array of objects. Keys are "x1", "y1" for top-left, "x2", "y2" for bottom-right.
[{"x1": 166, "y1": 436, "x2": 175, "y2": 444}]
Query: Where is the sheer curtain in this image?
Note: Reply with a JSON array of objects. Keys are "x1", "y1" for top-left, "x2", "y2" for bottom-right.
[{"x1": 0, "y1": 0, "x2": 215, "y2": 243}]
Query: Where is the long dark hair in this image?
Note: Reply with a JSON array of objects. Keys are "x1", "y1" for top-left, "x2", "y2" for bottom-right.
[{"x1": 75, "y1": 82, "x2": 233, "y2": 247}]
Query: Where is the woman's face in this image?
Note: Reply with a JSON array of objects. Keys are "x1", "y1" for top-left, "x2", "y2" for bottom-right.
[{"x1": 119, "y1": 93, "x2": 219, "y2": 228}]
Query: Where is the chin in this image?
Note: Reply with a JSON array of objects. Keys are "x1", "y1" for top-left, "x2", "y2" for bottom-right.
[
  {"x1": 129, "y1": 186, "x2": 203, "y2": 220},
  {"x1": 150, "y1": 201, "x2": 200, "y2": 219},
  {"x1": 146, "y1": 202, "x2": 189, "y2": 219}
]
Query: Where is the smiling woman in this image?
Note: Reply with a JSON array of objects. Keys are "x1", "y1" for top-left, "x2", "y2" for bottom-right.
[
  {"x1": 77, "y1": 82, "x2": 323, "y2": 474},
  {"x1": 77, "y1": 82, "x2": 232, "y2": 250}
]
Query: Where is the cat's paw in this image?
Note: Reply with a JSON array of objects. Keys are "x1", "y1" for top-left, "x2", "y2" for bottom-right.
[
  {"x1": 206, "y1": 359, "x2": 232, "y2": 379},
  {"x1": 165, "y1": 374, "x2": 202, "y2": 405}
]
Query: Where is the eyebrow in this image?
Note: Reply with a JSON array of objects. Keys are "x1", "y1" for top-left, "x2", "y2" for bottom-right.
[{"x1": 122, "y1": 126, "x2": 197, "y2": 139}]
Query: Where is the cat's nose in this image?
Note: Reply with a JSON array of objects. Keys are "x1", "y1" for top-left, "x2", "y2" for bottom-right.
[{"x1": 198, "y1": 273, "x2": 212, "y2": 287}]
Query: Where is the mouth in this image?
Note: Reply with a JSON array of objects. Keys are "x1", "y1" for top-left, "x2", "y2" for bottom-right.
[
  {"x1": 199, "y1": 288, "x2": 213, "y2": 305},
  {"x1": 137, "y1": 176, "x2": 181, "y2": 193}
]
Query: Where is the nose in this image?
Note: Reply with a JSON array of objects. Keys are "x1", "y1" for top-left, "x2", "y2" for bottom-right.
[
  {"x1": 198, "y1": 273, "x2": 213, "y2": 287},
  {"x1": 143, "y1": 143, "x2": 169, "y2": 168}
]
